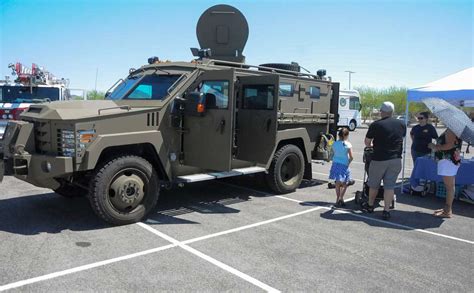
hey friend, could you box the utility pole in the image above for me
[94,68,99,92]
[345,70,355,90]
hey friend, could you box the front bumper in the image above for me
[9,154,74,189]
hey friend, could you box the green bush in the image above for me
[355,86,427,121]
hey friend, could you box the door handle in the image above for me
[218,119,225,133]
[265,119,271,131]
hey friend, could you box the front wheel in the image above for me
[348,120,357,131]
[266,144,305,194]
[89,155,160,225]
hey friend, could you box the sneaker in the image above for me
[382,210,391,220]
[340,200,346,207]
[361,202,374,213]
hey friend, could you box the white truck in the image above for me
[337,89,361,131]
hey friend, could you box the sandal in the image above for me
[433,211,452,218]
[433,208,444,214]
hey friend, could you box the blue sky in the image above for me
[0,0,472,92]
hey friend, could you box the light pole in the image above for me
[345,70,355,90]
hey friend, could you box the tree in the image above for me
[87,90,105,100]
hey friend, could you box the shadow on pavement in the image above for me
[395,193,474,219]
[0,192,109,235]
[320,208,445,230]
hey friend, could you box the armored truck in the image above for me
[0,5,339,225]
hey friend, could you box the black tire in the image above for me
[54,184,87,198]
[89,155,160,225]
[265,144,305,194]
[355,191,361,204]
[259,63,300,73]
[348,120,357,131]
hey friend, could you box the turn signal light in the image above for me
[79,133,94,143]
[197,103,205,113]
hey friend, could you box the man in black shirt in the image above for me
[364,102,406,220]
[410,111,438,164]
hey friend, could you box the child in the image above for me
[329,128,354,207]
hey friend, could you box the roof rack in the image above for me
[202,59,325,80]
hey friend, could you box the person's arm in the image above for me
[365,124,375,147]
[410,127,415,140]
[348,147,354,164]
[365,137,373,147]
[431,125,438,139]
[429,130,456,151]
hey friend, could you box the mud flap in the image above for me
[303,161,312,180]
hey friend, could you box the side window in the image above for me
[243,85,275,110]
[349,96,360,110]
[196,80,229,109]
[309,86,320,99]
[279,83,294,97]
[340,97,347,107]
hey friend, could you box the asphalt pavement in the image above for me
[0,127,473,292]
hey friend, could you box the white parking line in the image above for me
[323,207,474,245]
[137,222,280,293]
[0,203,324,291]
[0,244,176,292]
[221,183,474,245]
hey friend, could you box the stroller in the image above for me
[354,147,395,209]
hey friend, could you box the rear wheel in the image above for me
[266,144,305,194]
[89,155,160,225]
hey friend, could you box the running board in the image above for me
[177,167,266,183]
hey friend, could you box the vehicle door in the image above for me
[236,74,279,164]
[182,69,235,171]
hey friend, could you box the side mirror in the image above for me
[182,92,208,116]
[358,103,362,111]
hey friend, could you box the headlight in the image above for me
[1,114,7,119]
[76,129,96,155]
[8,114,13,119]
[57,130,76,157]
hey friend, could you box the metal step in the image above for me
[177,166,266,183]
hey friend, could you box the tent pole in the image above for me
[401,100,410,193]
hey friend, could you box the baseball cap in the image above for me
[380,101,395,113]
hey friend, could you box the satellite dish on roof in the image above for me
[196,4,249,63]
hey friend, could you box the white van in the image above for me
[338,90,361,131]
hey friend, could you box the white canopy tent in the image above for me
[401,67,474,189]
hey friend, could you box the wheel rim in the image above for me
[280,153,301,186]
[350,121,356,130]
[108,168,148,212]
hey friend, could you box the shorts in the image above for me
[367,158,401,190]
[437,159,459,177]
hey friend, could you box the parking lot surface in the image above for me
[1,127,473,292]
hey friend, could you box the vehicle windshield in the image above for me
[107,74,182,101]
[0,86,60,103]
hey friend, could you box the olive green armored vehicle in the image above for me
[0,5,339,224]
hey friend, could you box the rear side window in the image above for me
[279,83,294,97]
[308,86,320,99]
[243,85,275,110]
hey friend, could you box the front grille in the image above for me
[34,121,51,155]
[57,129,76,157]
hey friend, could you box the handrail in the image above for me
[202,59,325,80]
[98,105,131,115]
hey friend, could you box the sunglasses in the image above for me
[417,117,425,120]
